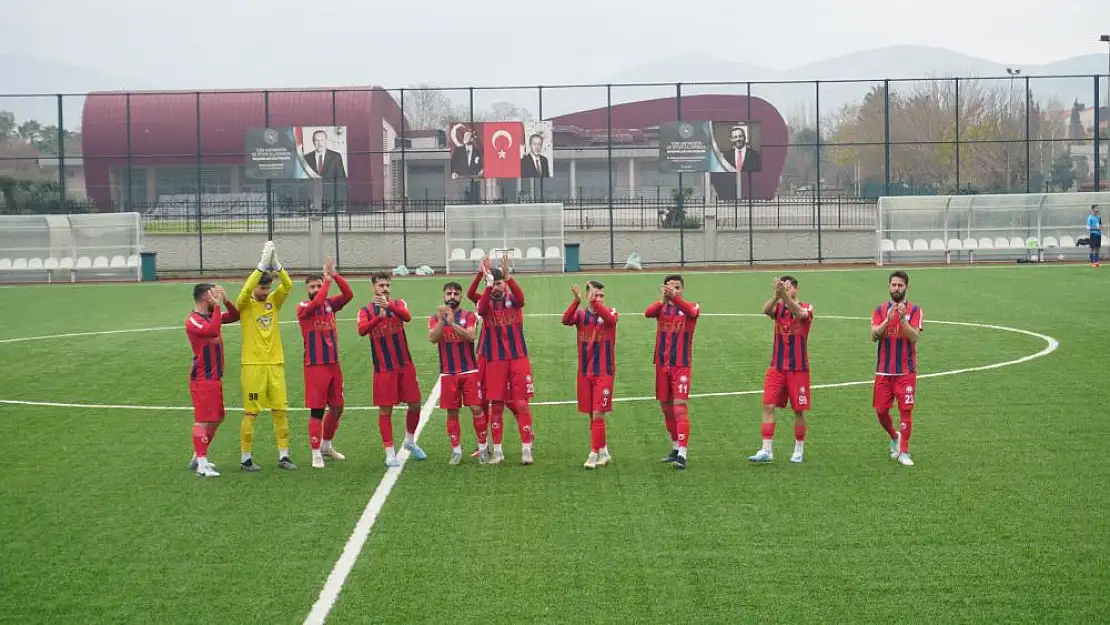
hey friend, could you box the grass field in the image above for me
[0,265,1107,624]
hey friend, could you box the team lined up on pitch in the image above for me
[184,241,924,477]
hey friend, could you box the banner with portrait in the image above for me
[658,121,763,174]
[245,126,348,180]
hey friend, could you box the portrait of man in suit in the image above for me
[520,133,551,178]
[303,129,347,180]
[717,123,762,173]
[449,127,484,179]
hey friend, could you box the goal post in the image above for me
[444,203,565,274]
[876,192,1109,265]
[0,212,144,283]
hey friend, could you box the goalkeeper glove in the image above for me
[270,246,283,272]
[257,241,274,272]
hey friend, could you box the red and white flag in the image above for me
[482,121,524,179]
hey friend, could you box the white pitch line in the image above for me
[301,376,442,625]
[0,315,1059,412]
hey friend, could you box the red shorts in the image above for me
[655,366,691,402]
[762,368,811,412]
[304,363,344,409]
[873,373,918,412]
[482,358,535,403]
[373,364,422,407]
[189,380,226,423]
[440,371,482,410]
[577,375,615,414]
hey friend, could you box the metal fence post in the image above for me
[56,95,66,211]
[676,82,685,266]
[332,89,341,268]
[746,81,754,264]
[264,90,274,240]
[537,85,544,202]
[1095,76,1102,192]
[196,92,205,272]
[815,80,823,262]
[954,78,961,192]
[606,84,614,269]
[883,79,891,197]
[1025,75,1031,193]
[125,94,133,212]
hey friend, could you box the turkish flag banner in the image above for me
[482,121,524,179]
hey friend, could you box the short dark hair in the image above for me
[313,130,327,140]
[304,273,324,284]
[370,272,391,284]
[193,283,215,302]
[489,268,505,281]
[587,280,604,290]
[258,272,274,286]
[529,133,544,143]
[889,270,909,285]
[443,281,463,292]
[780,275,798,287]
[663,274,684,286]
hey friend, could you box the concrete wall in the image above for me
[145,216,877,273]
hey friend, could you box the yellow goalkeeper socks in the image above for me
[273,410,291,458]
[240,413,257,461]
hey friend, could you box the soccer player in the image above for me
[749,276,814,464]
[1088,205,1102,267]
[428,281,487,465]
[871,270,923,467]
[186,284,240,477]
[358,272,428,467]
[297,257,354,469]
[561,281,618,469]
[236,240,296,472]
[465,259,494,456]
[645,274,699,470]
[477,254,536,465]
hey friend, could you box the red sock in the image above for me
[510,402,534,444]
[761,421,775,441]
[308,417,323,450]
[322,407,342,440]
[490,402,505,445]
[662,404,678,442]
[899,412,913,453]
[794,423,807,442]
[590,417,607,452]
[446,415,461,448]
[673,403,690,447]
[378,408,394,448]
[473,410,488,445]
[191,423,211,457]
[405,407,420,435]
[877,410,896,438]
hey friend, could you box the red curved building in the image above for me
[81,87,404,209]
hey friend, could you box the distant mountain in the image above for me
[0,54,150,128]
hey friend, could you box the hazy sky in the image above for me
[3,0,1108,90]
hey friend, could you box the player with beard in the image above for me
[477,253,536,465]
[429,281,488,465]
[185,284,240,477]
[870,270,923,466]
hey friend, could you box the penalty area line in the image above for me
[301,375,442,625]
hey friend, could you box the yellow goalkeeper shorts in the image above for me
[241,364,289,413]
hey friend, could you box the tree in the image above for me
[1048,151,1076,191]
[477,101,534,122]
[1068,100,1085,142]
[399,85,466,131]
[0,111,15,138]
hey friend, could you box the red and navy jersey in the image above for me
[769,301,814,372]
[477,280,528,361]
[430,309,480,375]
[357,298,414,373]
[562,300,618,377]
[186,304,240,382]
[297,275,354,366]
[645,297,700,367]
[872,301,924,375]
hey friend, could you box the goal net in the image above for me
[0,212,144,283]
[876,192,1109,265]
[444,203,565,274]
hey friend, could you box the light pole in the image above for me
[1007,67,1021,191]
[1102,35,1109,107]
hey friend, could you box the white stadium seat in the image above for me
[895,239,912,251]
[978,238,993,249]
[469,248,484,260]
[27,258,44,269]
[912,239,929,251]
[947,239,962,250]
[962,238,978,250]
[1059,236,1075,247]
[127,255,140,267]
[881,239,895,252]
[449,248,466,260]
[59,257,74,270]
[544,246,561,258]
[995,237,1010,249]
[12,258,27,270]
[0,258,10,270]
[1008,237,1024,249]
[93,256,110,268]
[76,257,92,269]
[525,247,542,259]
[1043,236,1059,248]
[110,255,126,268]
[511,248,523,259]
[44,257,59,270]
[929,239,946,251]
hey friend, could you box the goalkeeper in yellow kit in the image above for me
[236,240,297,471]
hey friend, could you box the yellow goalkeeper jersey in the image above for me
[236,268,293,365]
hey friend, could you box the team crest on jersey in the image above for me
[257,316,273,329]
[595,317,603,325]
[264,302,273,311]
[325,304,333,314]
[506,301,514,308]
